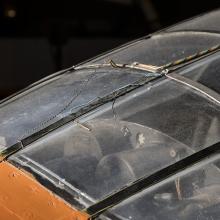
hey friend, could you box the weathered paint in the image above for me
[0,161,90,220]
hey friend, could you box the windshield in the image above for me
[8,51,220,209]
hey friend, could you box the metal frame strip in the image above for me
[165,72,220,105]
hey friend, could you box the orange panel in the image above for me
[0,161,90,220]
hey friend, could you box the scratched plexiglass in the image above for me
[106,154,220,220]
[9,74,220,207]
[0,67,145,149]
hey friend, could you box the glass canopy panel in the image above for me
[0,68,145,149]
[178,51,220,94]
[107,154,220,220]
[9,74,220,206]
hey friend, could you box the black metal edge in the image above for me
[0,142,22,161]
[85,141,220,218]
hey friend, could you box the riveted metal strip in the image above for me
[0,142,22,162]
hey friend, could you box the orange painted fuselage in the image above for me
[0,161,89,220]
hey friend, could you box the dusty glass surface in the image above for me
[9,61,220,206]
[0,68,146,149]
[107,154,220,220]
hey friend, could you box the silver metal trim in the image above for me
[75,61,162,74]
[165,72,220,105]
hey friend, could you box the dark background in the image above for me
[0,0,219,99]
